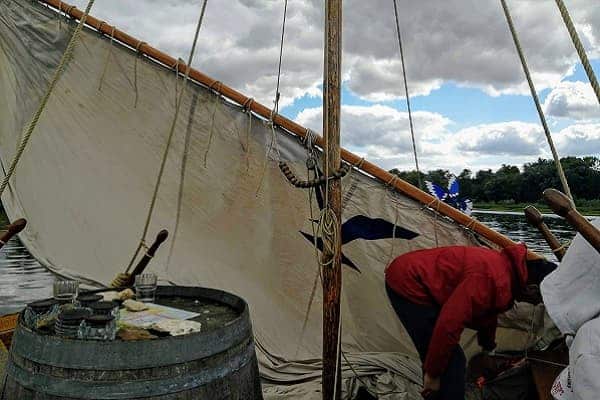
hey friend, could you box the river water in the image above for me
[0,210,582,315]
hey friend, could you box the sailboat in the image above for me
[0,0,587,398]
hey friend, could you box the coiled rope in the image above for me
[500,0,573,202]
[125,0,209,273]
[554,0,600,105]
[0,0,96,198]
[392,0,422,190]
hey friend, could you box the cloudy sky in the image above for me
[70,0,600,174]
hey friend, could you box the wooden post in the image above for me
[524,206,566,261]
[544,189,600,255]
[322,1,342,399]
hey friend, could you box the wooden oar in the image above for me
[524,206,566,261]
[0,218,27,250]
[111,230,169,288]
[543,189,600,255]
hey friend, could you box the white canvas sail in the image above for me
[0,1,546,398]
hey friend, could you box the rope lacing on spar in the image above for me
[242,98,255,171]
[126,0,208,274]
[0,0,96,199]
[202,79,222,168]
[385,175,401,264]
[98,24,116,91]
[132,41,147,108]
[172,59,181,106]
[500,0,573,202]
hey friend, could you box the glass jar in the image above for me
[24,299,59,329]
[55,308,91,338]
[76,294,103,309]
[79,315,116,341]
[89,301,120,320]
[53,280,79,304]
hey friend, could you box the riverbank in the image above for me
[475,201,600,216]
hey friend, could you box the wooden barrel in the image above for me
[2,286,263,400]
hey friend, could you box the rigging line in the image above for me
[274,0,289,116]
[165,93,199,272]
[255,0,288,195]
[0,0,96,199]
[392,0,422,190]
[125,0,209,273]
[98,26,116,92]
[500,0,573,202]
[554,0,600,105]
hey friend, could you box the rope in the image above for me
[57,0,63,30]
[554,0,600,105]
[0,0,96,199]
[500,0,573,202]
[125,0,208,273]
[132,41,147,108]
[392,0,422,190]
[98,26,116,91]
[255,0,288,195]
[294,164,323,358]
[202,81,222,168]
[174,59,182,108]
[385,176,401,264]
[165,93,200,272]
[243,98,254,172]
[274,0,289,116]
[552,239,571,254]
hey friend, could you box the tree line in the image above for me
[390,156,600,204]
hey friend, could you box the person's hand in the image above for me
[422,373,441,398]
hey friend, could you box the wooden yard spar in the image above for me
[322,1,343,399]
[36,0,542,261]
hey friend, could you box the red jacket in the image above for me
[385,244,528,377]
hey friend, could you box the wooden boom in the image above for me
[524,206,566,261]
[38,0,542,259]
[544,189,600,255]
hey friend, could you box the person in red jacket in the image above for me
[385,244,556,399]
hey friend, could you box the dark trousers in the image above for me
[386,283,466,400]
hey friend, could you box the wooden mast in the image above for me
[322,0,342,399]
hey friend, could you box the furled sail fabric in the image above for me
[0,1,543,398]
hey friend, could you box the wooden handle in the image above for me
[0,218,27,249]
[524,206,565,261]
[544,189,600,255]
[131,229,169,277]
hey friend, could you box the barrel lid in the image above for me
[28,298,58,311]
[85,314,115,326]
[89,301,118,311]
[77,294,103,303]
[58,308,91,321]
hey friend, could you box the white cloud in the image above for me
[544,81,600,120]
[455,122,544,156]
[296,104,451,156]
[297,106,600,173]
[67,0,600,105]
[555,124,600,155]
